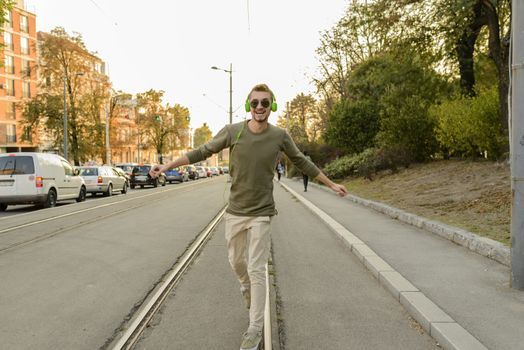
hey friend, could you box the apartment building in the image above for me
[0,0,37,153]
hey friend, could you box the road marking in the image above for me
[0,179,221,235]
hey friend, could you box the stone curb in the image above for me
[292,178,510,267]
[279,181,488,350]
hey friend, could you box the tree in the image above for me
[36,27,107,164]
[0,1,13,31]
[277,93,320,146]
[193,123,212,148]
[21,93,63,149]
[429,0,510,134]
[314,0,435,105]
[166,104,190,151]
[324,99,380,155]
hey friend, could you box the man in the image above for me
[149,83,347,350]
[302,150,312,192]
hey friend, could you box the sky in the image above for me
[24,0,348,134]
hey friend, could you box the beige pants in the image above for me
[224,213,272,332]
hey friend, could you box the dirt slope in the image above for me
[341,160,511,245]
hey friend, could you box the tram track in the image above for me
[103,208,272,350]
[104,206,228,350]
[0,179,209,236]
[0,180,220,254]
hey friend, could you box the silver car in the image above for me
[78,166,128,196]
[194,166,207,179]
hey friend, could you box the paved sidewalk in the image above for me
[279,177,524,350]
[271,185,440,349]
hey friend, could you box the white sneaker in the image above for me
[240,329,262,350]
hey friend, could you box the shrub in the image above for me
[323,146,414,180]
[431,86,507,159]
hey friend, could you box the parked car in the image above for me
[217,166,224,175]
[112,166,130,187]
[203,167,212,177]
[209,166,220,176]
[77,165,128,196]
[0,152,86,210]
[194,166,207,179]
[222,166,229,174]
[130,164,166,188]
[183,165,199,180]
[115,163,138,177]
[164,167,189,183]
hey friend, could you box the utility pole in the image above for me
[105,104,111,165]
[229,63,233,125]
[63,73,68,160]
[511,0,524,290]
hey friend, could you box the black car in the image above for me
[130,164,166,189]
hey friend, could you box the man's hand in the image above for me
[315,172,348,197]
[330,183,348,197]
[149,165,164,179]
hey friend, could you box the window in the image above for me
[4,56,14,74]
[6,124,16,143]
[20,37,29,55]
[22,81,31,98]
[5,102,16,119]
[3,32,13,51]
[5,79,15,96]
[61,160,73,176]
[23,126,32,142]
[20,15,28,33]
[0,156,36,175]
[4,11,12,28]
[21,60,30,77]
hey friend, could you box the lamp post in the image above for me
[104,102,111,165]
[511,0,524,290]
[63,73,67,159]
[136,107,145,163]
[211,63,233,125]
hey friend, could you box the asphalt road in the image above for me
[128,181,439,350]
[0,175,448,349]
[0,177,227,350]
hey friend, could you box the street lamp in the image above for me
[137,107,146,163]
[211,63,233,124]
[104,97,111,165]
[63,71,84,161]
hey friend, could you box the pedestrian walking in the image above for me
[276,161,284,181]
[149,83,347,350]
[302,151,312,192]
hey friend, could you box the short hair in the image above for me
[248,83,275,101]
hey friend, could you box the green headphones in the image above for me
[245,95,278,113]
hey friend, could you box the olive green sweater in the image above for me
[185,120,320,216]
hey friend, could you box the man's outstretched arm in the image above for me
[314,171,348,197]
[149,155,190,178]
[149,124,232,178]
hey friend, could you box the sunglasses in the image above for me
[250,98,271,109]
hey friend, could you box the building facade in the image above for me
[0,0,37,153]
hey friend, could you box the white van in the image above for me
[0,152,87,211]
